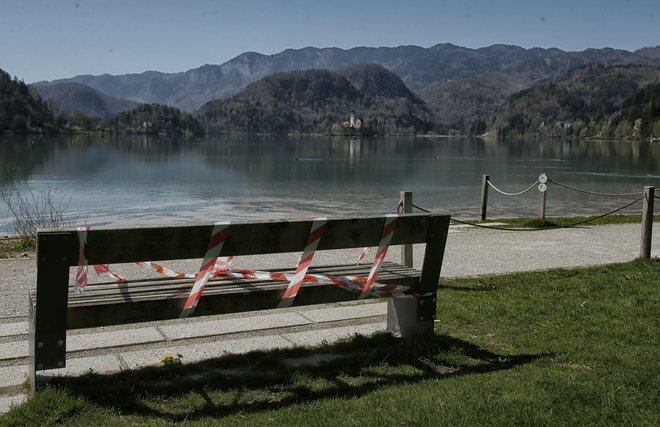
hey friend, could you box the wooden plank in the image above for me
[65,272,421,328]
[418,215,450,293]
[39,213,448,265]
[33,232,72,371]
[64,263,420,305]
[417,214,451,321]
[400,191,413,267]
[27,261,420,329]
[61,262,417,300]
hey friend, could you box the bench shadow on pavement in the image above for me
[45,332,551,422]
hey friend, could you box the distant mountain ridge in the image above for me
[39,44,660,112]
[32,82,140,117]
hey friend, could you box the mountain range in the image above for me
[35,44,660,121]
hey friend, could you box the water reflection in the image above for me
[0,134,659,231]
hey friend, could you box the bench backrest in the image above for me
[36,213,448,264]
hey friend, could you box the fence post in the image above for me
[640,186,655,259]
[480,175,489,221]
[400,190,413,267]
[538,182,547,221]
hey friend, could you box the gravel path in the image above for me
[1,222,657,319]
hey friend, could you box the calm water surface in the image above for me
[1,134,659,232]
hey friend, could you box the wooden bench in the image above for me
[28,213,450,390]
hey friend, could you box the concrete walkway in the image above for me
[1,222,657,413]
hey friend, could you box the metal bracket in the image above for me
[417,294,436,322]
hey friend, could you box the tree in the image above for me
[653,120,660,138]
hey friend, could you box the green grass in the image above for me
[483,213,660,228]
[9,239,31,251]
[2,259,659,426]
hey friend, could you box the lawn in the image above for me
[2,259,659,426]
[483,213,660,229]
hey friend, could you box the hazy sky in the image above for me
[1,0,658,83]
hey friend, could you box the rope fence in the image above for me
[479,173,654,222]
[487,180,540,196]
[546,179,643,197]
[399,174,656,260]
[413,196,645,231]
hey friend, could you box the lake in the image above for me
[1,134,659,233]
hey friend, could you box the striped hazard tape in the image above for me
[75,226,90,294]
[210,267,417,298]
[356,246,370,265]
[180,221,230,318]
[75,226,126,295]
[137,257,233,280]
[138,215,418,300]
[137,261,195,279]
[76,216,424,307]
[360,214,398,298]
[279,217,327,308]
[92,264,126,283]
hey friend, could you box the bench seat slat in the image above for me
[30,262,422,328]
[58,262,416,299]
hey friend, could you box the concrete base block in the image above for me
[0,394,28,414]
[0,322,28,338]
[283,323,384,346]
[300,302,387,323]
[386,299,433,338]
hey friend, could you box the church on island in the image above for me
[330,110,371,136]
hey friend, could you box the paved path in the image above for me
[1,222,657,413]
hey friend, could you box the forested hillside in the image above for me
[488,65,660,139]
[198,64,437,135]
[33,83,139,117]
[0,68,58,133]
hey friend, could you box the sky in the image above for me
[1,0,658,83]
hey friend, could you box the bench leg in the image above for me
[28,291,39,392]
[386,298,434,337]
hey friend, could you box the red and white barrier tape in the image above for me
[140,215,416,299]
[279,217,327,308]
[211,266,415,297]
[75,226,90,294]
[75,216,425,304]
[356,247,370,265]
[137,256,232,280]
[180,221,230,318]
[136,261,195,279]
[360,214,398,298]
[75,226,126,294]
[93,264,126,282]
[212,256,234,274]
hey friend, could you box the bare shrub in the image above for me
[1,182,74,245]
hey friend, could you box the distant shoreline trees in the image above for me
[487,65,660,141]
